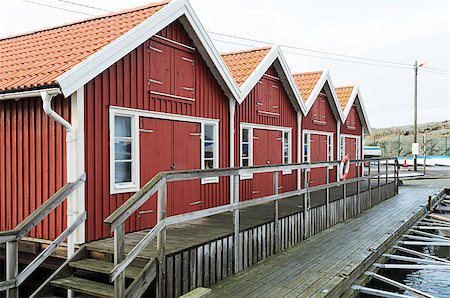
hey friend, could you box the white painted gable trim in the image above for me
[56,0,241,101]
[304,70,345,122]
[237,46,307,114]
[342,86,372,134]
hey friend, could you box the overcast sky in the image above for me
[1,0,448,128]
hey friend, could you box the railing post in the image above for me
[368,161,372,207]
[325,168,330,228]
[377,160,381,203]
[114,224,125,298]
[343,182,347,220]
[303,168,309,239]
[157,183,167,298]
[395,158,399,194]
[273,171,279,253]
[233,174,240,273]
[357,161,361,213]
[6,241,18,298]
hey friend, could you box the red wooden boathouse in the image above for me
[336,86,371,178]
[221,47,306,200]
[0,0,242,243]
[293,71,344,186]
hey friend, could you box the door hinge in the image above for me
[140,129,154,133]
[138,210,154,218]
[190,201,202,206]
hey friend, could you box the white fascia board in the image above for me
[304,70,326,114]
[353,87,372,134]
[181,3,241,101]
[324,71,345,122]
[238,46,279,103]
[342,86,359,119]
[56,0,241,101]
[275,48,307,114]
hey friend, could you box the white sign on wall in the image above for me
[412,143,420,155]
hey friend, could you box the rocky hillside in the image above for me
[365,120,450,157]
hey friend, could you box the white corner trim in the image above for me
[56,0,241,102]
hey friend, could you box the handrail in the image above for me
[106,157,396,289]
[0,173,86,296]
[104,158,392,231]
[0,173,86,243]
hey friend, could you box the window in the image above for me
[110,113,139,194]
[340,136,345,159]
[282,131,292,174]
[240,126,253,180]
[202,123,219,184]
[327,135,333,161]
[303,133,310,162]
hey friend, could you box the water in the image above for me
[362,240,450,297]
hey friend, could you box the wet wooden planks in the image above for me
[209,184,441,298]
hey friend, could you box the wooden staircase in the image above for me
[31,246,157,297]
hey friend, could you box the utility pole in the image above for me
[413,60,426,171]
[413,61,418,171]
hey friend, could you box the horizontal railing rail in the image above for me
[0,173,86,297]
[104,158,399,297]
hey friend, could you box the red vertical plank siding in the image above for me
[83,20,229,241]
[0,95,69,240]
[340,105,362,136]
[302,92,338,183]
[235,66,298,200]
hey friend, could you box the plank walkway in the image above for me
[86,180,385,259]
[208,179,448,298]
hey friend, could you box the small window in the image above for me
[340,136,345,159]
[111,113,139,194]
[327,135,333,161]
[282,131,292,174]
[202,123,219,184]
[303,133,310,162]
[240,127,253,180]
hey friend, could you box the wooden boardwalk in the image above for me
[208,179,448,298]
[86,180,384,260]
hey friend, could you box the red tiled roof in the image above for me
[0,1,169,93]
[292,71,323,102]
[335,86,354,110]
[221,47,272,86]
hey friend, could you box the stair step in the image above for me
[50,277,114,298]
[69,258,142,280]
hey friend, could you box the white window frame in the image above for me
[239,122,292,179]
[240,125,253,180]
[302,130,334,168]
[110,110,140,194]
[201,122,220,184]
[341,134,361,160]
[303,132,311,163]
[109,106,220,194]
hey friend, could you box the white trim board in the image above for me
[56,0,241,102]
[237,46,307,114]
[340,86,372,134]
[301,71,345,122]
[240,122,292,132]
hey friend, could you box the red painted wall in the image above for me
[0,95,69,240]
[340,105,362,136]
[302,91,338,183]
[83,20,230,241]
[235,66,298,201]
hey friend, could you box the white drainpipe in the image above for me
[229,97,236,203]
[40,91,77,260]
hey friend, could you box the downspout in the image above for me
[297,111,302,190]
[229,97,236,203]
[337,120,341,182]
[40,91,77,259]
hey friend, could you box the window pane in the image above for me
[204,159,214,169]
[115,162,132,183]
[115,139,132,160]
[284,146,289,159]
[242,159,249,166]
[204,125,214,141]
[284,157,288,164]
[115,116,132,137]
[204,141,214,159]
[284,132,289,143]
[242,143,249,158]
[242,129,249,142]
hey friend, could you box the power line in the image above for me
[208,31,413,67]
[55,0,112,13]
[19,0,94,16]
[423,66,449,73]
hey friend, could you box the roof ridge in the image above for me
[221,46,272,57]
[0,0,170,42]
[335,85,354,89]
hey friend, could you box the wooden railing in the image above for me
[0,173,86,298]
[104,158,399,297]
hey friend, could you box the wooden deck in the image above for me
[86,180,386,260]
[207,179,448,298]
